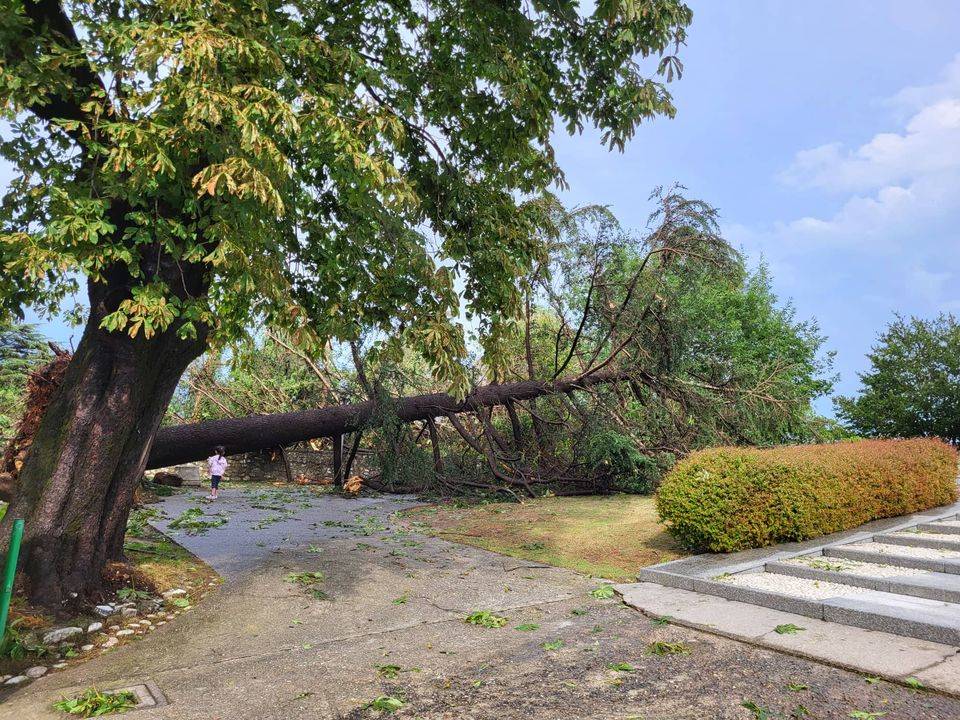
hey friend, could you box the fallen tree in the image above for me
[147,367,629,469]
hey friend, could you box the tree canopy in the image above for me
[169,192,835,493]
[0,319,52,437]
[835,314,960,444]
[1,0,693,391]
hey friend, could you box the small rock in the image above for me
[165,614,175,620]
[43,627,82,644]
[140,619,152,626]
[115,602,135,609]
[115,629,134,637]
[25,666,47,679]
[80,644,94,652]
[0,675,9,683]
[87,622,103,634]
[120,607,138,618]
[161,588,186,599]
[108,625,120,631]
[101,637,118,648]
[52,663,67,669]
[4,676,27,686]
[94,605,114,617]
[157,621,166,626]
[146,613,158,619]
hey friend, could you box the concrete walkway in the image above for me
[4,487,960,719]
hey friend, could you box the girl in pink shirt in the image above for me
[206,446,227,500]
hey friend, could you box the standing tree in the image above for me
[0,0,693,608]
[835,314,960,443]
[0,319,52,438]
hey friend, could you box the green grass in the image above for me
[401,495,686,581]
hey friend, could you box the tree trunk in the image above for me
[0,280,205,610]
[148,367,629,469]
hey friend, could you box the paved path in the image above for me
[5,487,960,719]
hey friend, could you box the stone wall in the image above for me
[218,449,334,484]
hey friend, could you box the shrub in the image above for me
[656,438,958,552]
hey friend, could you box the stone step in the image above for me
[767,557,960,603]
[712,571,960,645]
[825,542,960,575]
[874,531,960,551]
[917,521,960,535]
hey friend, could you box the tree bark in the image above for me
[148,367,628,469]
[0,278,205,610]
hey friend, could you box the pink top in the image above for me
[207,454,228,476]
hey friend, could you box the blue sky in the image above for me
[551,0,960,413]
[8,1,960,415]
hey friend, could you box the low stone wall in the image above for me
[219,449,333,484]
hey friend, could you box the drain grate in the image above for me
[123,681,168,710]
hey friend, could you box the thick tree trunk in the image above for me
[148,367,628,469]
[0,281,205,610]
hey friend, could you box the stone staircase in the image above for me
[640,511,960,646]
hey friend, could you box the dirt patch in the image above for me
[401,495,687,580]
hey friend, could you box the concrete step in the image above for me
[714,571,960,645]
[918,521,960,535]
[875,531,960,551]
[767,557,960,603]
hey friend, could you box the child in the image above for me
[206,446,228,500]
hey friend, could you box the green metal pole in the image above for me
[0,519,25,647]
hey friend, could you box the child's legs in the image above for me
[211,474,221,497]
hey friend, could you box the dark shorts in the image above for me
[211,475,222,489]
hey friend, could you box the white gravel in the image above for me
[847,541,960,560]
[890,531,960,544]
[931,519,960,528]
[717,571,872,600]
[785,555,925,578]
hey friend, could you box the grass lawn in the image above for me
[401,494,687,581]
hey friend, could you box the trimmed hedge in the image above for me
[656,438,958,552]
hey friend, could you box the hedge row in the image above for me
[656,438,958,552]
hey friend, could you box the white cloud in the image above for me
[780,98,960,193]
[886,52,960,111]
[731,53,960,327]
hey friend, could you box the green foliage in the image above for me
[583,429,660,494]
[541,639,565,651]
[514,623,540,632]
[376,664,401,679]
[126,507,163,537]
[0,618,49,660]
[0,319,51,436]
[1,0,693,394]
[53,688,138,717]
[589,585,615,600]
[646,640,689,656]
[116,586,151,602]
[774,624,805,635]
[284,571,325,586]
[168,507,227,535]
[835,314,960,443]
[657,438,959,552]
[365,696,404,714]
[607,661,636,672]
[464,611,508,629]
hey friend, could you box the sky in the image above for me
[550,0,960,414]
[7,1,960,415]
